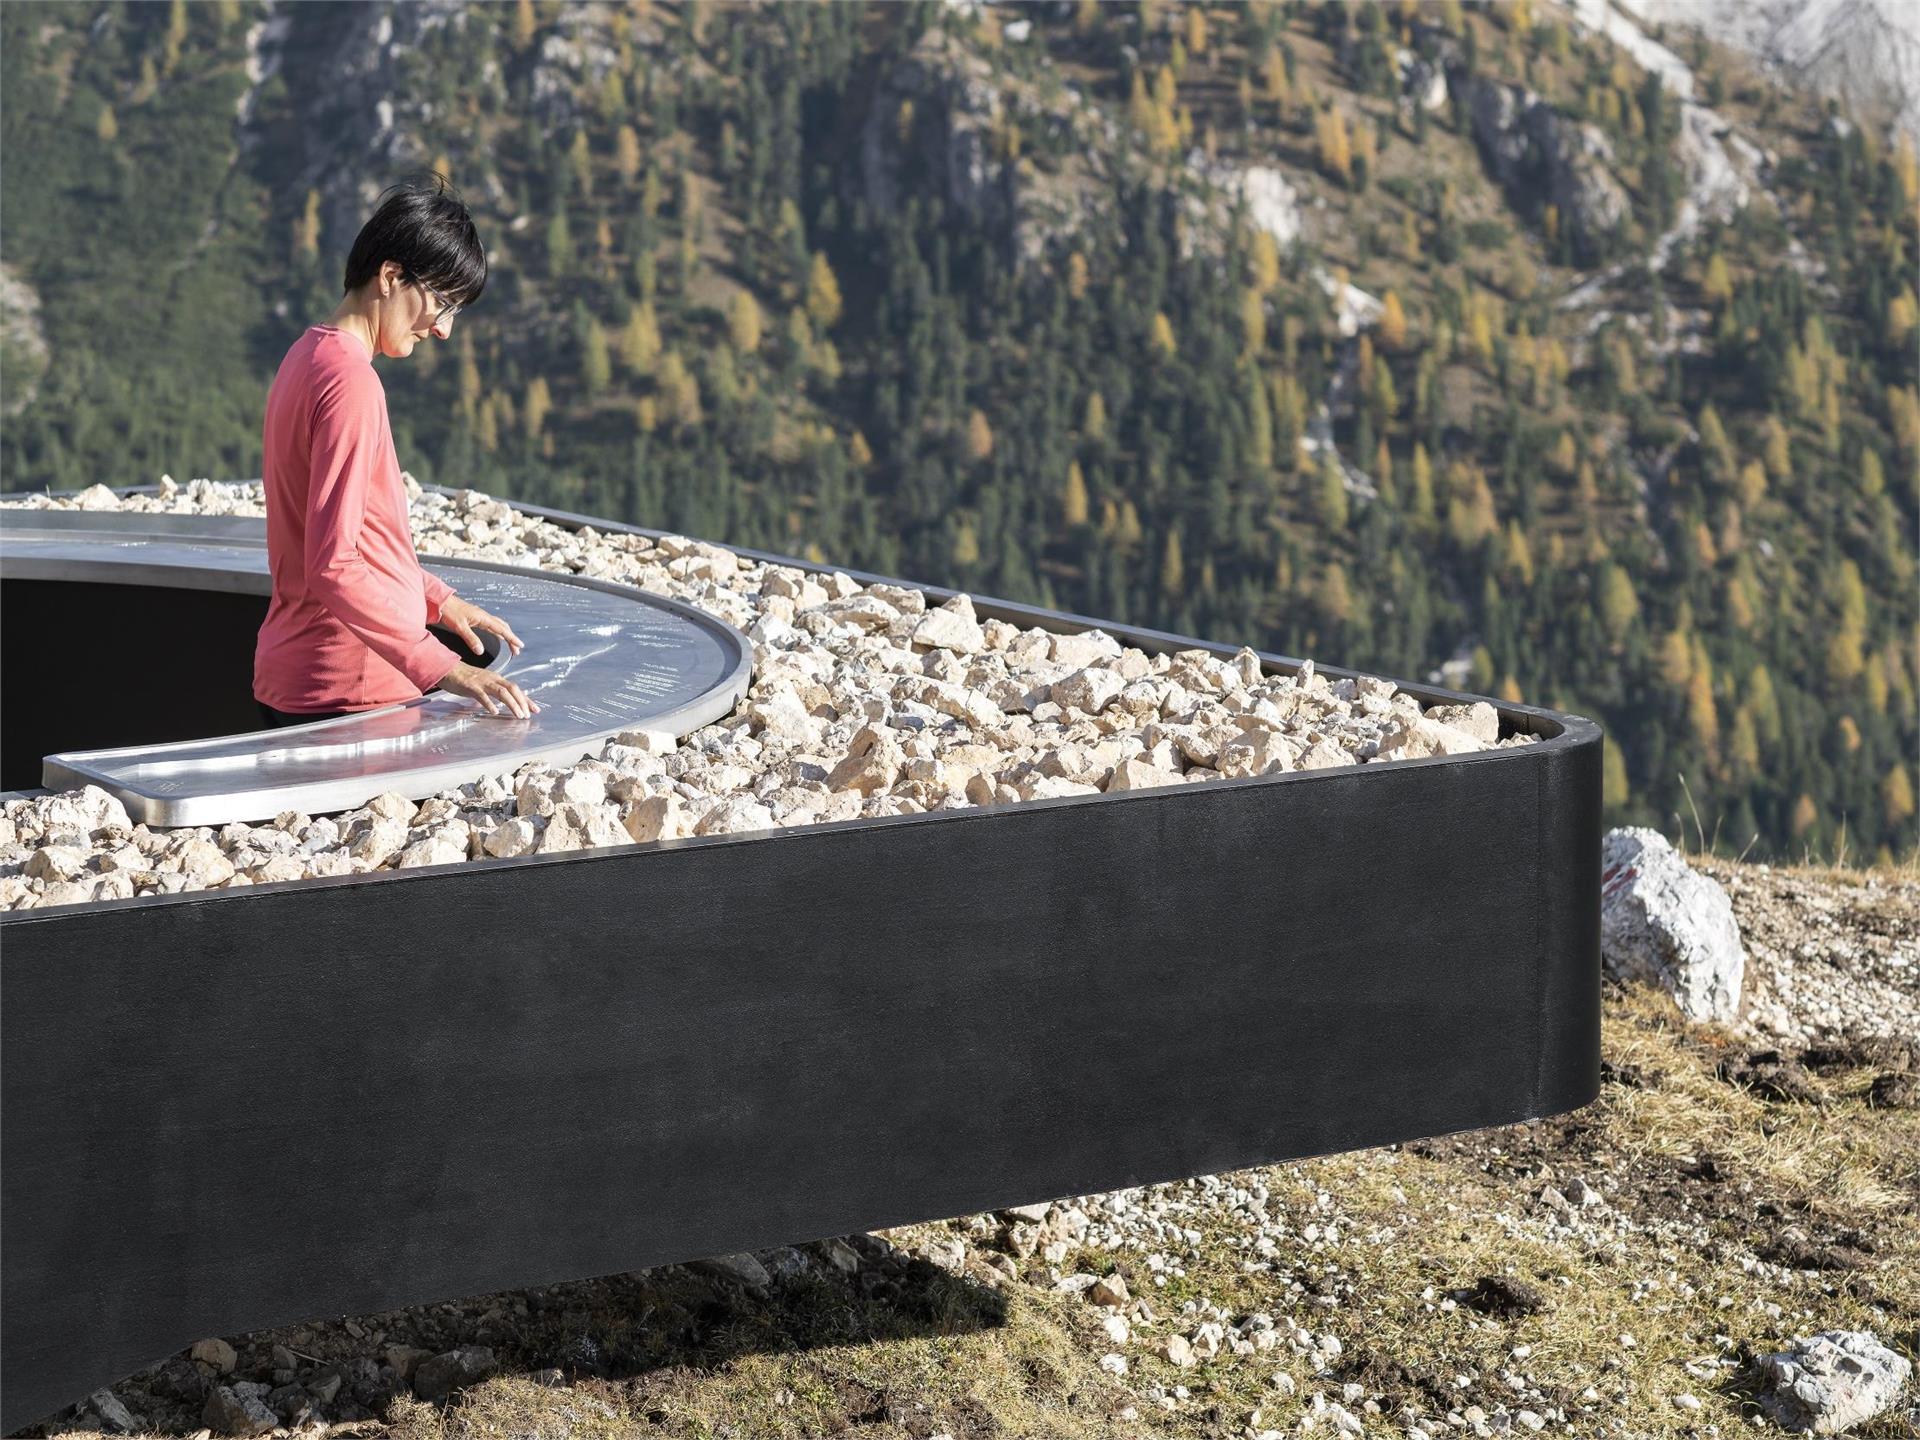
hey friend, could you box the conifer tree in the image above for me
[1063,460,1089,526]
[622,302,661,375]
[952,516,980,568]
[162,0,189,74]
[656,351,702,428]
[1315,107,1352,185]
[1320,561,1353,624]
[1598,562,1638,645]
[546,210,574,277]
[569,129,594,198]
[1160,524,1184,599]
[1601,736,1629,807]
[1410,442,1435,523]
[1315,452,1349,530]
[615,126,642,186]
[728,290,764,354]
[582,318,611,395]
[1379,291,1407,350]
[1701,251,1733,307]
[806,251,843,330]
[967,408,994,461]
[458,331,482,419]
[1790,794,1819,840]
[524,376,552,442]
[1083,391,1108,442]
[1884,766,1915,826]
[1240,287,1266,358]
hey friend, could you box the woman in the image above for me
[253,173,538,727]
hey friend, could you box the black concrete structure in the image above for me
[0,487,1603,1433]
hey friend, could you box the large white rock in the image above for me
[1049,628,1123,669]
[826,724,902,795]
[173,837,238,886]
[1755,1330,1911,1436]
[1373,714,1491,760]
[1217,728,1296,779]
[912,594,986,653]
[1599,826,1745,1023]
[695,795,777,836]
[1106,758,1183,793]
[72,483,122,511]
[38,785,134,840]
[483,816,540,859]
[1051,666,1124,716]
[621,794,694,844]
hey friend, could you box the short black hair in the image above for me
[342,171,487,310]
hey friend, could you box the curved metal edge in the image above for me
[0,510,757,700]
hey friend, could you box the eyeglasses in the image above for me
[405,273,462,329]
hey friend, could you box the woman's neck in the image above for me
[323,308,377,359]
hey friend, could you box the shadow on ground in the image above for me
[19,1234,1008,1437]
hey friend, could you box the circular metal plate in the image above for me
[0,510,755,826]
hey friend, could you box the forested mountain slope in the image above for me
[2,0,1914,866]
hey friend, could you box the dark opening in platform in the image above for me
[0,578,481,793]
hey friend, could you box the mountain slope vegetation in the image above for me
[2,0,1914,866]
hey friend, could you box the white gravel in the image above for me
[0,480,1539,911]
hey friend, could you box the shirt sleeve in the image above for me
[421,568,454,625]
[304,369,463,693]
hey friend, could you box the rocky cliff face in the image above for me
[0,261,49,420]
[850,25,1119,273]
[240,0,524,268]
[1455,69,1632,264]
[1629,0,1920,141]
[857,28,1022,244]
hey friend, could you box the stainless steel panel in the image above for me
[0,511,754,826]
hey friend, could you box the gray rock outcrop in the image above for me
[1754,1329,1911,1435]
[1455,71,1631,262]
[1601,826,1745,1023]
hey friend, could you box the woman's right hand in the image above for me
[437,661,540,719]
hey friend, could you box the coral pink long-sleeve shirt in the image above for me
[253,323,461,713]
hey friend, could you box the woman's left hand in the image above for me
[438,594,524,658]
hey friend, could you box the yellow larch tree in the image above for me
[1315,107,1351,185]
[622,302,661,375]
[967,408,994,461]
[1378,291,1408,350]
[1150,311,1177,357]
[806,252,843,331]
[524,376,551,441]
[1063,460,1089,526]
[1160,524,1185,598]
[727,290,764,355]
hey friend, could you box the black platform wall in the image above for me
[0,577,472,789]
[0,725,1602,1432]
[1,580,270,789]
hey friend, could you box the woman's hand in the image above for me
[437,594,523,657]
[434,595,539,718]
[437,661,540,719]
